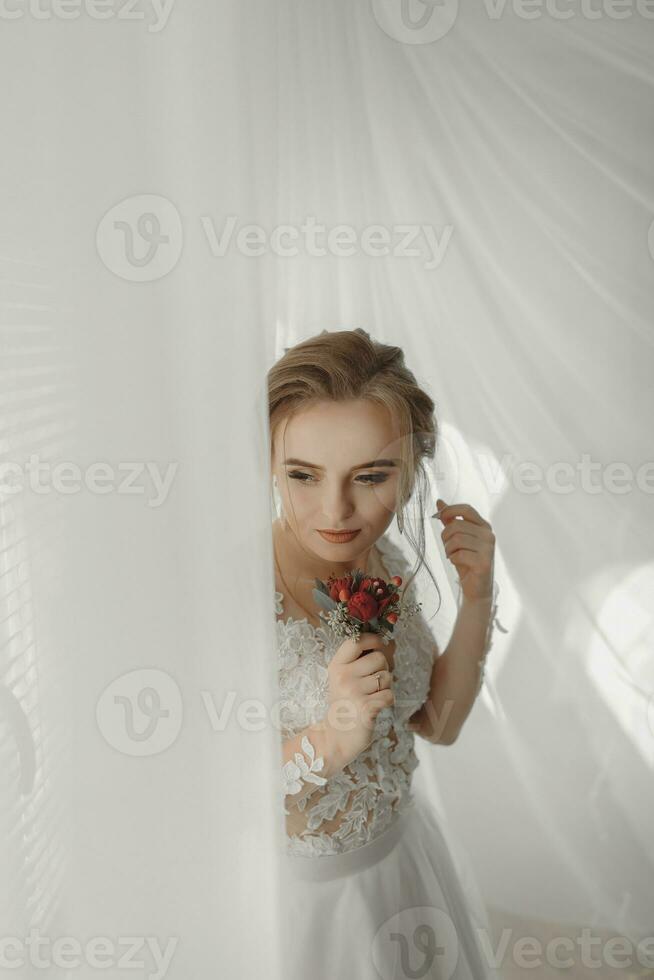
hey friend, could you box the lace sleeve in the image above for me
[282,733,328,816]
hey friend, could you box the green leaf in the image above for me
[313,589,337,613]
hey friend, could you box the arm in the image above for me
[281,721,345,814]
[408,592,497,746]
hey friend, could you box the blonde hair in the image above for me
[268,327,442,611]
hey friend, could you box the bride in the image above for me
[269,327,503,979]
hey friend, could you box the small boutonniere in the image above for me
[311,568,421,643]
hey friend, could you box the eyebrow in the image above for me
[283,458,399,470]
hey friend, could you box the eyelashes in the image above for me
[287,470,388,486]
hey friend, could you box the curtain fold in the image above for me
[2,3,284,977]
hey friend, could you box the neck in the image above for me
[273,518,376,591]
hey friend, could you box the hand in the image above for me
[435,498,496,603]
[323,632,395,770]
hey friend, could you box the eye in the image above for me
[357,474,388,485]
[287,470,314,483]
[287,471,388,486]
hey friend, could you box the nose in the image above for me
[321,484,355,526]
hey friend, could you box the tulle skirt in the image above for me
[280,789,500,980]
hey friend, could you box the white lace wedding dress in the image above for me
[276,530,501,980]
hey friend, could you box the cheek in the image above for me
[380,483,400,512]
[285,485,312,516]
[362,482,398,516]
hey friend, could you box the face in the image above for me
[271,398,404,560]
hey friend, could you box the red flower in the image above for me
[347,590,379,623]
[386,612,398,625]
[328,576,353,600]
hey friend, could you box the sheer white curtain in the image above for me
[273,0,654,946]
[1,2,284,977]
[1,1,652,978]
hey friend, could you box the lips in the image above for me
[317,529,361,544]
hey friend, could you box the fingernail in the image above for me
[431,500,445,519]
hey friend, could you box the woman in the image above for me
[269,328,503,979]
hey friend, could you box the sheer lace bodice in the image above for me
[276,532,437,857]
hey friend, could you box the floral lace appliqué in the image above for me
[282,734,328,816]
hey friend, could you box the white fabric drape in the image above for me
[1,1,652,977]
[1,3,283,976]
[273,0,654,941]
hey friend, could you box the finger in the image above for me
[435,502,491,528]
[354,632,382,646]
[363,670,391,695]
[445,549,476,571]
[352,651,389,676]
[441,519,490,540]
[354,633,385,658]
[364,691,394,720]
[442,531,482,554]
[333,632,382,664]
[375,691,395,713]
[447,549,493,573]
